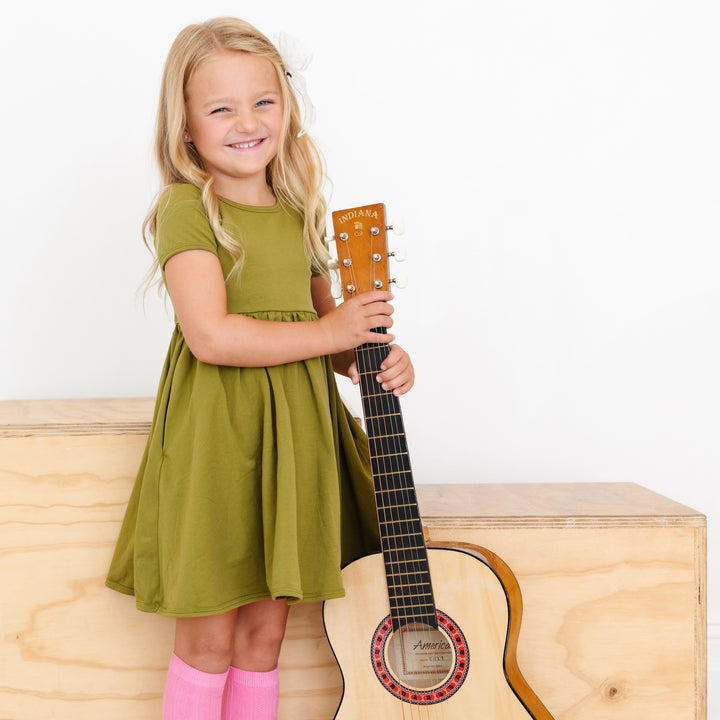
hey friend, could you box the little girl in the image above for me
[105,16,414,720]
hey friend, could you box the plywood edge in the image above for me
[420,514,707,529]
[0,398,154,437]
[695,524,708,720]
[416,482,706,524]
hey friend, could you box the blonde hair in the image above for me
[143,17,329,282]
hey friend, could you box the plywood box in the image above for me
[0,399,706,719]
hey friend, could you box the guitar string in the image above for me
[342,223,437,720]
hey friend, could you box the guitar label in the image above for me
[334,208,380,225]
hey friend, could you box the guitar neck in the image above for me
[355,328,437,631]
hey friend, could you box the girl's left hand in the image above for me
[348,344,415,396]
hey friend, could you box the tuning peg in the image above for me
[328,258,339,270]
[325,223,335,243]
[391,273,408,289]
[386,218,405,236]
[389,245,407,262]
[330,280,343,298]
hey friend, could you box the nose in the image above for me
[234,108,259,133]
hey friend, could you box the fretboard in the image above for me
[355,328,437,631]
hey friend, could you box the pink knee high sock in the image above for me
[222,665,280,720]
[163,653,229,720]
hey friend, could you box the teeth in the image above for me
[229,139,263,149]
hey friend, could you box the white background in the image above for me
[1,0,717,714]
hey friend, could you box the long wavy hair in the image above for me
[143,17,329,283]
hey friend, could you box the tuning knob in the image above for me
[328,258,339,270]
[391,273,408,289]
[389,245,407,262]
[330,281,343,298]
[386,218,405,236]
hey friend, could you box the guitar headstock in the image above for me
[330,203,398,301]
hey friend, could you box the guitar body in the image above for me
[324,544,553,719]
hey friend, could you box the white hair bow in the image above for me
[274,32,317,137]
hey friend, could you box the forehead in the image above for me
[186,51,280,98]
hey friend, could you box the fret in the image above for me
[376,514,422,529]
[366,431,405,442]
[376,507,421,517]
[363,412,403,423]
[375,502,416,513]
[368,450,409,461]
[379,518,420,535]
[388,593,435,604]
[386,576,432,589]
[365,390,395,400]
[374,502,417,512]
[388,609,438,625]
[385,569,428,579]
[382,552,429,564]
[382,554,427,566]
[371,470,414,482]
[369,453,410,469]
[387,592,434,602]
[388,605,436,617]
[376,530,425,544]
[382,557,430,571]
[387,583,434,595]
[373,486,417,498]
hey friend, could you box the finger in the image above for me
[352,290,394,306]
[379,345,406,371]
[361,301,394,319]
[390,379,414,397]
[347,361,359,384]
[365,330,395,345]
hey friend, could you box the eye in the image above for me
[210,107,230,114]
[256,99,274,108]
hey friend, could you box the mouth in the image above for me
[227,139,265,150]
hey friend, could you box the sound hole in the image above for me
[371,611,469,705]
[385,622,454,690]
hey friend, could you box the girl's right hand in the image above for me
[317,290,396,353]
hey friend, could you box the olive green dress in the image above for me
[106,184,380,617]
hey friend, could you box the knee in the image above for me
[175,626,235,673]
[240,618,286,654]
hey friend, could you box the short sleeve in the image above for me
[156,184,218,270]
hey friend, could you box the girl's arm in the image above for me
[311,274,415,397]
[164,249,395,367]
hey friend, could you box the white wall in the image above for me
[1,0,717,714]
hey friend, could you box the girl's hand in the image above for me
[348,344,415,397]
[317,290,395,353]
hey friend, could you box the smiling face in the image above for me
[183,51,284,205]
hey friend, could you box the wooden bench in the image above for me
[0,399,706,719]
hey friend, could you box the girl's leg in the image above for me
[163,609,238,720]
[222,599,290,720]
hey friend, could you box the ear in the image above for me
[183,130,192,143]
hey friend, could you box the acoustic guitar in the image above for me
[323,204,556,719]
